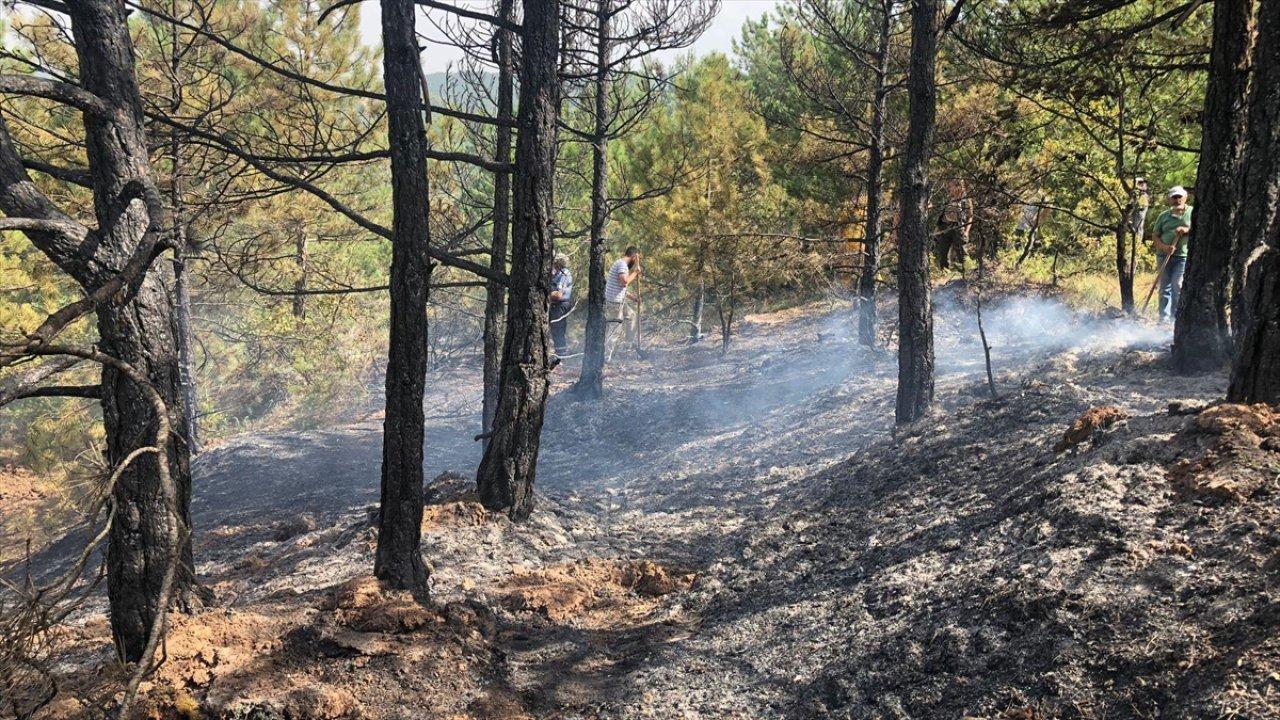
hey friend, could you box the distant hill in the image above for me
[423,71,498,110]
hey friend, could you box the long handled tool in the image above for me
[1141,251,1172,315]
[634,255,649,359]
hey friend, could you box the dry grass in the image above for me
[1057,270,1163,314]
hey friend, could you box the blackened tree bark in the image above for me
[172,228,202,456]
[1223,0,1274,340]
[476,0,560,519]
[0,0,197,663]
[858,0,894,348]
[166,19,202,457]
[73,0,200,663]
[1173,0,1254,372]
[1114,223,1136,313]
[482,0,517,449]
[374,0,432,591]
[1231,247,1280,402]
[895,0,939,425]
[574,0,614,400]
[1228,0,1280,403]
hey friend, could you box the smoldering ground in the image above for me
[15,293,1248,720]
[13,292,1173,570]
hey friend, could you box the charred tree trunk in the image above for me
[172,236,201,456]
[858,2,892,348]
[482,0,516,449]
[719,268,737,356]
[1115,223,1135,313]
[374,0,431,591]
[167,23,200,457]
[574,0,614,400]
[1228,0,1280,403]
[1232,5,1275,341]
[97,271,194,665]
[895,0,939,426]
[68,0,197,662]
[476,0,560,519]
[1231,248,1280,402]
[1173,0,1254,372]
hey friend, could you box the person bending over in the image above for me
[603,246,640,362]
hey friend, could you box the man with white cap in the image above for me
[549,253,573,357]
[1149,185,1193,322]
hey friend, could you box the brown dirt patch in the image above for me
[1170,403,1280,502]
[1054,406,1129,452]
[741,300,831,327]
[135,609,292,709]
[324,575,440,633]
[452,690,536,720]
[422,499,490,531]
[498,558,695,627]
[0,466,63,562]
[419,471,502,532]
[33,575,501,720]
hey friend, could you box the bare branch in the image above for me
[0,217,89,241]
[417,0,522,32]
[20,158,92,187]
[124,0,516,128]
[1,384,101,403]
[0,74,114,118]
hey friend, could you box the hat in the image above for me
[1167,185,1187,198]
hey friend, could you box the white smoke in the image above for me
[935,294,1172,375]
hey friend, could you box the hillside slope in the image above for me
[21,293,1277,720]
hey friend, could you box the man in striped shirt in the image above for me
[604,246,641,362]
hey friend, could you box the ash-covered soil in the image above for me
[20,290,1280,720]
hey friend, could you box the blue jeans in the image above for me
[1157,253,1186,322]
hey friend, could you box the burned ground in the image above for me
[14,292,1279,719]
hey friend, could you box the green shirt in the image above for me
[1152,206,1193,257]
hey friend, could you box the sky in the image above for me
[358,0,782,73]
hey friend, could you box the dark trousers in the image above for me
[935,219,966,270]
[550,303,571,356]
